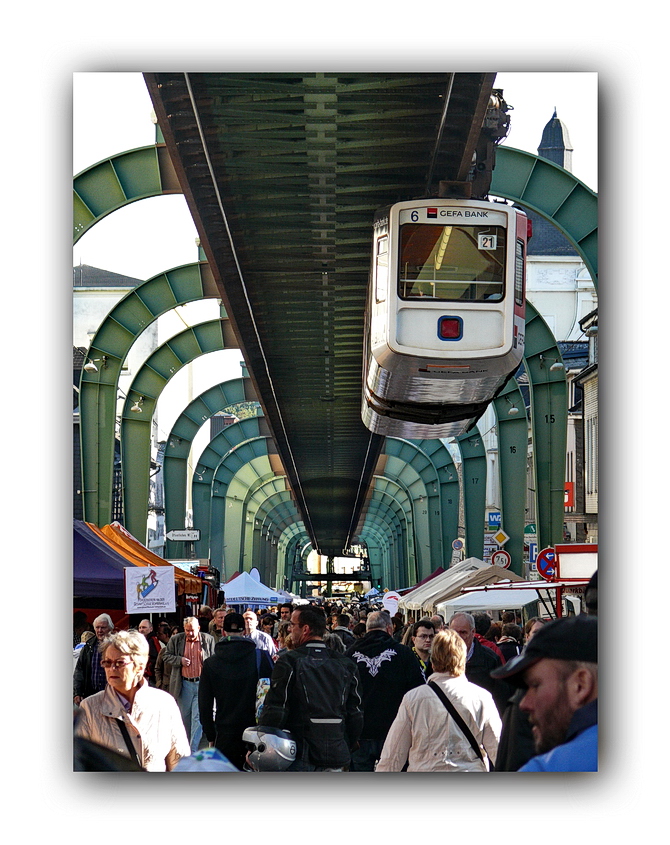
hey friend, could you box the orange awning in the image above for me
[86,522,203,596]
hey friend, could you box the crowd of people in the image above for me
[73,575,597,773]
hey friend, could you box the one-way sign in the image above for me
[166,529,200,542]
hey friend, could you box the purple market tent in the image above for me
[74,519,134,598]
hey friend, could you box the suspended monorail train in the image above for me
[362,198,528,439]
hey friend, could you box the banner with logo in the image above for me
[124,566,176,613]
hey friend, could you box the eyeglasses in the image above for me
[101,658,134,669]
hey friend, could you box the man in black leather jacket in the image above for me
[261,605,363,771]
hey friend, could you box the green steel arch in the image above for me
[211,446,278,579]
[456,426,487,560]
[193,435,275,572]
[491,146,598,288]
[163,377,257,558]
[120,318,233,541]
[366,477,416,587]
[75,145,597,291]
[252,489,302,587]
[358,502,405,589]
[354,521,390,591]
[523,302,569,551]
[74,144,180,242]
[406,438,460,565]
[383,439,441,574]
[491,379,529,575]
[78,260,223,527]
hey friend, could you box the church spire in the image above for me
[538,109,573,172]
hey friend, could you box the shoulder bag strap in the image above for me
[428,681,485,763]
[117,718,143,769]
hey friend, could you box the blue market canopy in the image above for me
[74,519,134,598]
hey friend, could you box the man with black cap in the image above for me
[198,612,275,770]
[490,614,598,771]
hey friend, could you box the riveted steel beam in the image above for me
[78,261,219,528]
[524,302,569,551]
[120,318,230,541]
[74,144,181,242]
[492,379,529,575]
[456,426,487,560]
[491,146,598,288]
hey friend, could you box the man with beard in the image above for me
[490,614,597,771]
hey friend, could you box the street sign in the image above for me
[452,538,464,551]
[536,547,557,581]
[166,529,201,542]
[491,549,511,569]
[488,511,501,529]
[492,528,510,547]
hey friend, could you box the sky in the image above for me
[73,71,597,281]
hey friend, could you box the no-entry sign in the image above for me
[536,547,556,581]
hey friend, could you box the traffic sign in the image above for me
[492,528,510,546]
[536,547,556,581]
[452,538,464,551]
[166,529,201,542]
[488,511,501,529]
[491,549,511,569]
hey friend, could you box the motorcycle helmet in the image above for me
[242,725,297,771]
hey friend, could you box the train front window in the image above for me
[398,224,506,301]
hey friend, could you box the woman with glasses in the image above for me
[74,630,190,771]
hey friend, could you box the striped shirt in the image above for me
[182,636,203,679]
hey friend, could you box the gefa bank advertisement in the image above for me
[124,566,176,614]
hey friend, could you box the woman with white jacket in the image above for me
[376,628,501,772]
[74,630,190,771]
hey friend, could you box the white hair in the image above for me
[94,613,114,629]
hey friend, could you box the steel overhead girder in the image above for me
[78,261,220,527]
[74,143,181,243]
[219,467,285,580]
[143,71,498,559]
[491,379,529,575]
[490,146,598,288]
[456,426,487,560]
[120,317,232,542]
[524,302,569,551]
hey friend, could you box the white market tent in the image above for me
[399,558,488,612]
[438,587,547,617]
[400,560,526,615]
[220,571,283,607]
